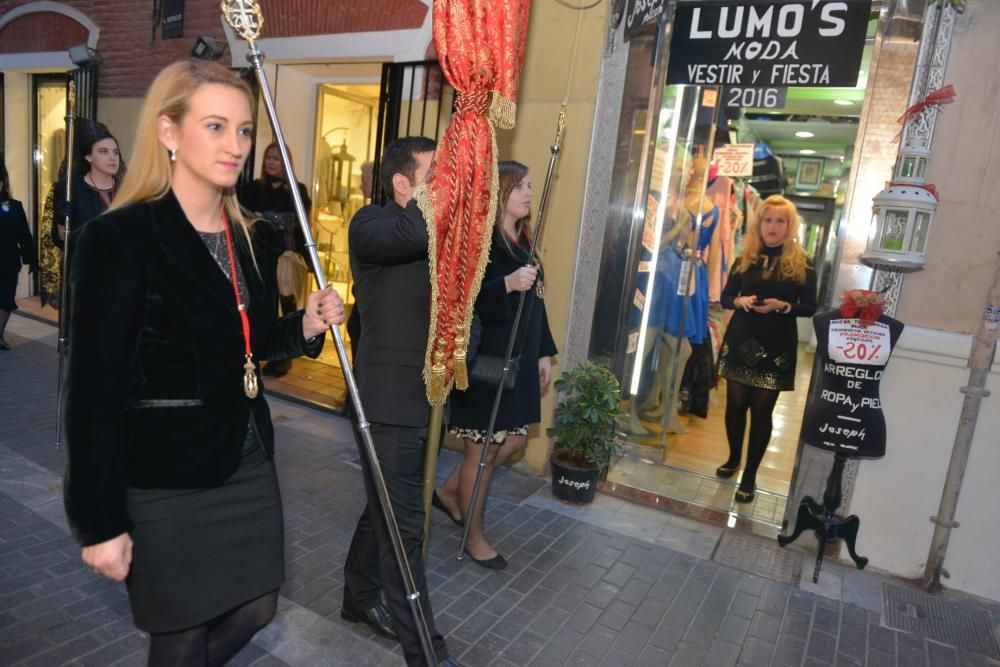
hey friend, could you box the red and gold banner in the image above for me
[417,0,532,406]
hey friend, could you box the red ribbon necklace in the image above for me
[221,208,259,399]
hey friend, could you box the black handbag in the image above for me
[469,354,520,391]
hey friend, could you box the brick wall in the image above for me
[0,0,427,98]
[0,11,87,52]
[835,38,920,285]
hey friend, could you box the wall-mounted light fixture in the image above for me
[190,35,226,61]
[68,44,102,67]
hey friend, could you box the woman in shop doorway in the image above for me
[433,160,558,569]
[0,160,38,349]
[240,141,312,377]
[717,195,816,503]
[52,121,124,248]
[63,59,345,667]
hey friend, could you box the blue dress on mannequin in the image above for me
[631,206,719,343]
[684,206,718,345]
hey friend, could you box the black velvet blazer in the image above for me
[63,191,323,546]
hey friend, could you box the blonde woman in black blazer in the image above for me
[63,60,344,666]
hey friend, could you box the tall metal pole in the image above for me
[54,79,77,448]
[221,3,437,663]
[923,252,1000,592]
[421,403,444,560]
[456,105,566,559]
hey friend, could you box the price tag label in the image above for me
[633,288,645,311]
[627,331,640,354]
[676,259,693,296]
[829,321,891,366]
[715,144,755,177]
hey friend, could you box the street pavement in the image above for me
[2,313,999,667]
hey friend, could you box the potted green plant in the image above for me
[546,360,622,504]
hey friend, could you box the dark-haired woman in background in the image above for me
[240,141,312,377]
[52,121,124,248]
[0,160,37,349]
[433,160,557,569]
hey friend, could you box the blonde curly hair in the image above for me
[734,194,809,283]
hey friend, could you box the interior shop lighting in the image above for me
[799,149,817,155]
[833,99,854,106]
[795,131,815,138]
[628,88,687,397]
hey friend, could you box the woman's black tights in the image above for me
[723,380,780,492]
[148,590,278,667]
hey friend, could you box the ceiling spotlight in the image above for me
[833,99,854,106]
[795,131,815,138]
[799,149,817,155]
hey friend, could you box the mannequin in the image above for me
[801,291,904,458]
[779,291,901,578]
[642,158,719,423]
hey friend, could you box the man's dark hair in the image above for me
[379,136,436,200]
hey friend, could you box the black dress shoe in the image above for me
[340,602,397,640]
[734,485,756,503]
[463,549,508,570]
[432,490,464,527]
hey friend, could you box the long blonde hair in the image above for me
[111,60,255,242]
[734,194,808,283]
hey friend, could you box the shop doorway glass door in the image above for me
[32,74,67,308]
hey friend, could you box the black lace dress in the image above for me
[717,246,817,391]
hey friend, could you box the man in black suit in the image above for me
[341,137,457,667]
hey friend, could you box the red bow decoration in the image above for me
[887,182,940,201]
[416,0,531,406]
[898,85,957,125]
[840,290,885,327]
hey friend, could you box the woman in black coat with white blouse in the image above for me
[434,161,557,569]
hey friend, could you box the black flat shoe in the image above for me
[715,464,739,479]
[341,602,398,640]
[432,491,464,527]
[463,549,508,570]
[734,486,756,503]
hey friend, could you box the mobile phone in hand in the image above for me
[753,298,767,306]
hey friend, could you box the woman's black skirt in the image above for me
[125,446,284,633]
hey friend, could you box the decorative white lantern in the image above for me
[860,181,937,270]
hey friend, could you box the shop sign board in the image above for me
[161,0,185,39]
[715,144,755,177]
[667,0,872,88]
[625,0,669,40]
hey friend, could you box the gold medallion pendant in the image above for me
[243,354,259,399]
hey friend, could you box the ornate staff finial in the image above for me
[221,0,264,44]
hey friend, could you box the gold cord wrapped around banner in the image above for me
[417,0,531,407]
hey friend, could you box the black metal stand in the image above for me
[778,453,868,582]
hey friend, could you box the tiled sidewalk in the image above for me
[1,314,998,667]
